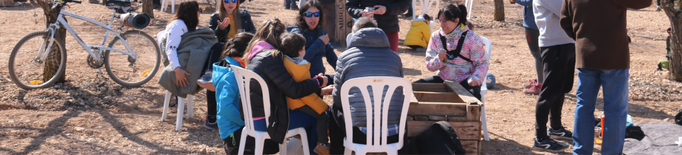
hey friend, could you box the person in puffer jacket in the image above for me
[328,17,404,153]
[404,14,432,51]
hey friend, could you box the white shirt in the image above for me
[161,19,188,70]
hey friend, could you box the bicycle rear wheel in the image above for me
[105,30,161,87]
[8,31,67,90]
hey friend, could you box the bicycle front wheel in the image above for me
[8,31,67,90]
[105,30,161,87]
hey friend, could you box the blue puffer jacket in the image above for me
[213,57,245,139]
[288,26,338,76]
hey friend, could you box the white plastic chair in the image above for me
[411,0,440,19]
[478,36,492,141]
[161,91,194,131]
[231,66,310,155]
[464,0,474,20]
[340,77,413,155]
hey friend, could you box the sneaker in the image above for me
[548,126,573,140]
[415,47,427,52]
[522,79,538,88]
[204,118,219,131]
[314,142,330,155]
[533,137,568,153]
[523,85,541,95]
[656,6,662,12]
[291,5,299,10]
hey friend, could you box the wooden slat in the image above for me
[413,91,466,103]
[461,140,480,155]
[412,83,453,92]
[444,80,482,105]
[406,121,481,140]
[334,0,353,46]
[408,102,468,117]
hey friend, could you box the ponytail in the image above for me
[457,5,468,26]
[437,4,468,26]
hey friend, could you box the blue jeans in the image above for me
[572,69,629,155]
[254,109,318,154]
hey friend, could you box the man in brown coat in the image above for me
[560,0,650,154]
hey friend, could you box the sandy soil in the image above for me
[0,0,681,154]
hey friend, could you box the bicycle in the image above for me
[8,0,161,90]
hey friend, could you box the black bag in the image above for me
[408,121,466,155]
[223,126,280,155]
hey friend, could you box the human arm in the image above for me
[420,24,432,46]
[559,0,575,40]
[374,0,410,16]
[241,10,257,33]
[322,30,338,69]
[346,0,364,18]
[164,20,191,87]
[261,56,321,99]
[515,0,533,6]
[537,0,564,17]
[611,0,651,9]
[425,33,446,72]
[209,14,230,42]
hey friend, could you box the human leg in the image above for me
[459,80,482,101]
[296,106,329,145]
[599,69,629,155]
[413,76,444,83]
[525,27,543,83]
[533,45,571,152]
[288,109,318,153]
[328,109,345,154]
[572,68,601,155]
[549,44,575,130]
[386,32,399,53]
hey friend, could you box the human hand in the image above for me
[373,5,386,15]
[438,50,447,61]
[468,79,480,87]
[218,17,231,30]
[197,82,216,91]
[317,73,328,87]
[174,67,191,87]
[321,85,334,96]
[360,10,374,17]
[319,34,330,45]
[509,0,516,4]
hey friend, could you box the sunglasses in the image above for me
[303,12,320,17]
[224,0,237,3]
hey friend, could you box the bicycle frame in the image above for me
[38,8,137,63]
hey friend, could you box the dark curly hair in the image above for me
[296,0,325,32]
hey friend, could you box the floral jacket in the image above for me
[425,24,488,85]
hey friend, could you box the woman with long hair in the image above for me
[208,0,256,43]
[288,0,337,77]
[162,1,202,89]
[416,4,488,101]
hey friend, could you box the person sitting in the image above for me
[243,18,334,154]
[328,17,405,154]
[208,32,253,153]
[209,0,256,43]
[288,0,338,77]
[415,4,488,101]
[404,13,433,52]
[278,32,331,155]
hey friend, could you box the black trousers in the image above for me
[328,108,402,154]
[535,43,575,139]
[296,105,329,144]
[413,75,482,101]
[204,43,226,118]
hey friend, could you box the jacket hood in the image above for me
[348,27,391,48]
[247,41,275,61]
[411,15,426,22]
[180,28,216,41]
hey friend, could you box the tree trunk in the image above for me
[37,0,67,83]
[142,0,154,18]
[494,0,505,21]
[661,0,682,81]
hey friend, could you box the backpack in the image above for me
[407,121,467,155]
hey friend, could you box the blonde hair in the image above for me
[218,0,242,31]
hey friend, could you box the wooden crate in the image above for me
[408,81,482,155]
[0,0,14,7]
[334,0,353,46]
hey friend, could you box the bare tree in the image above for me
[661,0,682,81]
[142,0,154,18]
[37,0,67,83]
[494,0,505,21]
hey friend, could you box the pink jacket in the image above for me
[425,25,488,85]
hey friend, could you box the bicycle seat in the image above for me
[107,0,131,7]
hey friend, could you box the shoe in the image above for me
[548,126,573,140]
[416,47,427,52]
[204,118,219,131]
[291,5,299,10]
[522,79,538,88]
[656,6,662,12]
[523,84,541,95]
[532,137,568,153]
[314,142,330,155]
[285,6,290,9]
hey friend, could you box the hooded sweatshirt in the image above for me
[247,41,275,61]
[533,0,575,47]
[404,16,431,48]
[425,24,488,85]
[282,55,328,114]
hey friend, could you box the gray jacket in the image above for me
[158,28,218,97]
[332,27,404,128]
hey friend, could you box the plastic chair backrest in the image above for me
[231,66,271,134]
[412,0,440,19]
[340,77,413,150]
[479,36,492,101]
[465,0,474,20]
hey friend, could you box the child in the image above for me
[404,14,432,52]
[658,28,671,71]
[278,32,330,155]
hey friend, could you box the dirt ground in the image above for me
[0,0,681,154]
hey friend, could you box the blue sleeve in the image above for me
[516,0,533,6]
[320,30,338,69]
[303,36,327,62]
[223,74,245,126]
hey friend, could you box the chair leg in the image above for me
[176,96,186,131]
[186,94,194,118]
[215,0,220,12]
[279,141,287,155]
[344,148,352,155]
[160,0,166,12]
[171,0,176,14]
[481,105,490,141]
[161,91,171,121]
[255,135,266,155]
[299,133,310,155]
[238,132,248,155]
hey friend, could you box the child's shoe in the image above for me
[522,79,538,89]
[524,84,541,95]
[314,142,330,155]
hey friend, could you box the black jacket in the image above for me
[346,0,410,33]
[319,0,334,4]
[208,10,256,43]
[246,50,321,143]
